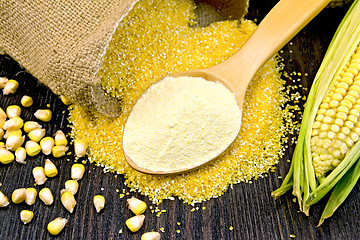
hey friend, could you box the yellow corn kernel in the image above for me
[44,159,58,177]
[61,191,76,213]
[6,105,21,118]
[12,188,26,204]
[93,195,105,213]
[0,190,9,207]
[47,218,67,235]
[60,95,72,105]
[0,77,8,88]
[3,79,19,95]
[34,109,52,122]
[52,145,68,158]
[127,197,147,215]
[40,137,54,155]
[15,147,27,164]
[25,187,37,205]
[0,129,4,139]
[20,95,33,107]
[5,131,24,151]
[39,188,54,205]
[20,210,34,224]
[23,121,41,133]
[33,166,47,185]
[0,148,15,164]
[25,140,41,156]
[71,163,85,180]
[125,215,145,232]
[54,130,68,146]
[141,232,161,240]
[0,107,6,120]
[3,117,23,131]
[61,180,79,195]
[28,128,46,142]
[74,139,87,158]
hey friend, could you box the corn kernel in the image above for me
[0,77,8,88]
[20,210,34,224]
[141,232,161,240]
[6,131,24,151]
[0,190,9,207]
[93,195,105,213]
[127,197,147,215]
[71,163,85,180]
[125,215,145,232]
[6,105,21,118]
[54,130,68,146]
[74,139,87,158]
[44,159,58,177]
[61,191,76,213]
[47,218,67,235]
[61,180,79,195]
[20,95,33,107]
[0,107,6,119]
[52,145,68,158]
[28,128,46,142]
[0,148,15,164]
[3,79,19,95]
[3,117,23,131]
[25,187,37,205]
[34,109,52,122]
[60,95,72,105]
[23,121,41,133]
[33,166,47,185]
[15,147,27,164]
[12,188,26,204]
[25,140,41,156]
[40,137,54,155]
[39,188,54,205]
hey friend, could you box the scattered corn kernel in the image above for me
[61,191,76,213]
[71,163,85,180]
[20,210,34,224]
[3,129,21,139]
[6,105,21,118]
[0,142,4,148]
[47,218,67,235]
[25,187,37,205]
[33,166,47,185]
[12,188,26,204]
[28,128,46,142]
[54,130,68,146]
[15,147,27,164]
[23,121,41,133]
[40,136,54,155]
[5,131,24,151]
[44,159,58,177]
[0,190,9,207]
[25,140,41,156]
[34,109,52,122]
[74,139,87,158]
[141,232,161,240]
[127,197,147,215]
[52,145,68,158]
[61,180,79,195]
[60,95,72,105]
[39,188,54,205]
[0,148,15,164]
[125,215,145,232]
[3,117,23,131]
[3,79,19,95]
[20,95,33,107]
[0,129,4,139]
[0,77,8,88]
[93,195,105,213]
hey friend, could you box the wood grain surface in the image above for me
[0,1,358,239]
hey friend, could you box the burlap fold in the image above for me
[0,0,248,117]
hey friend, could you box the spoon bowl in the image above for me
[124,0,331,175]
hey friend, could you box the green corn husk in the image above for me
[272,0,360,225]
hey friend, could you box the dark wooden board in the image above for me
[0,1,358,239]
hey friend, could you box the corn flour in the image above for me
[123,76,242,172]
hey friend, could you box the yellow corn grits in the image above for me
[69,0,301,204]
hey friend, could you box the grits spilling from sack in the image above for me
[69,0,302,204]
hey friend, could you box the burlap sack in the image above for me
[0,0,248,117]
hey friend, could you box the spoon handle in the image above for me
[210,0,330,92]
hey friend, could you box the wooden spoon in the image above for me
[124,0,331,175]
